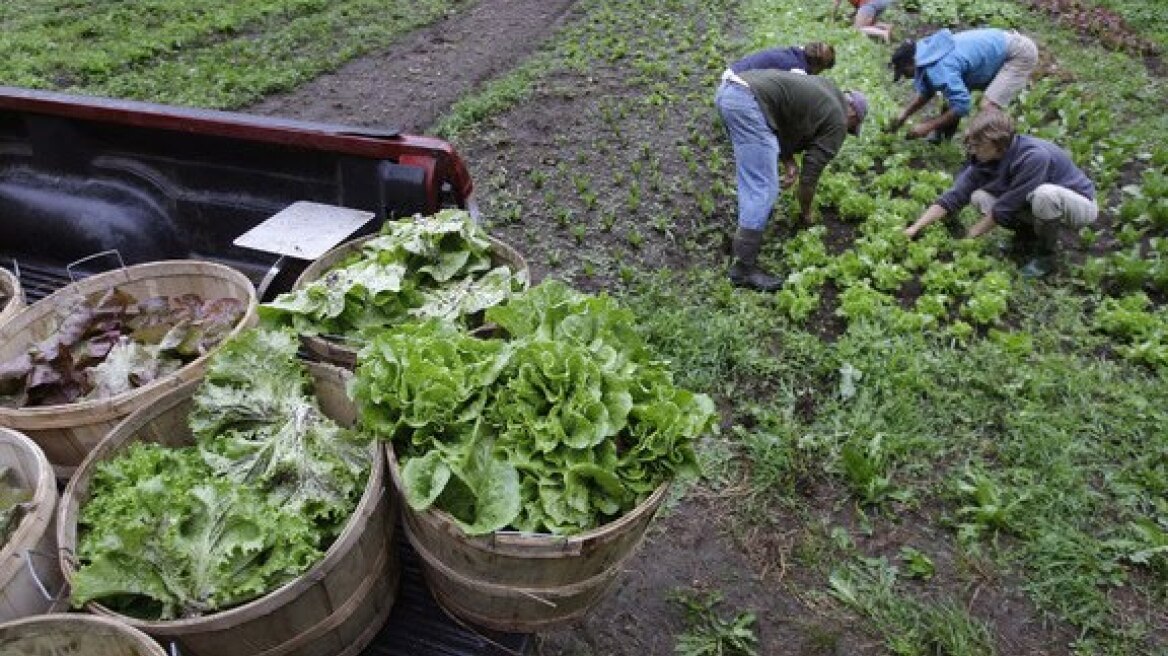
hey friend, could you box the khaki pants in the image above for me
[984,32,1038,108]
[972,184,1098,232]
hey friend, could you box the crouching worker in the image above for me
[715,70,867,291]
[904,111,1097,277]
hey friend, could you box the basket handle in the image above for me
[255,254,285,301]
[22,549,58,602]
[66,249,126,282]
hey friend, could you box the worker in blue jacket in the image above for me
[888,28,1037,142]
[904,111,1097,277]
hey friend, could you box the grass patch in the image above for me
[0,0,471,108]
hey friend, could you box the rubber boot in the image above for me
[728,228,783,292]
[1019,222,1058,278]
[1001,224,1039,261]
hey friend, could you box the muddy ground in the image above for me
[246,1,1099,654]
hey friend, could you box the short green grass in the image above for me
[0,0,470,108]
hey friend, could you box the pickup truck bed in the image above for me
[0,86,473,298]
[0,87,531,655]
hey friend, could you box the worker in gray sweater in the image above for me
[905,110,1097,277]
[715,69,867,291]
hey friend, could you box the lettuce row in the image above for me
[351,281,716,536]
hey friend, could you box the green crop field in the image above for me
[0,0,469,107]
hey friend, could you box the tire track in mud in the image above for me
[247,0,578,133]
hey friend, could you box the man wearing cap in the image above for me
[903,110,1097,277]
[888,28,1037,141]
[715,69,867,291]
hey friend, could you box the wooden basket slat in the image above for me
[386,444,667,633]
[0,612,167,656]
[0,261,258,477]
[0,427,62,621]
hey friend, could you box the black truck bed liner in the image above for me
[0,86,474,299]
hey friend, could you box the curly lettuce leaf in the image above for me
[350,320,511,440]
[260,209,523,337]
[354,281,718,536]
[84,339,182,400]
[485,279,647,359]
[72,444,320,619]
[192,328,370,535]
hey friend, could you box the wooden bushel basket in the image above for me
[0,427,64,620]
[56,362,399,656]
[293,234,529,369]
[0,269,23,330]
[0,261,258,479]
[0,612,167,656]
[387,445,669,633]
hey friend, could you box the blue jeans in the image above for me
[715,81,779,231]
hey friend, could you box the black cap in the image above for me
[890,40,916,82]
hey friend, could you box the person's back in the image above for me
[730,47,807,74]
[916,28,1008,92]
[739,71,847,148]
[728,42,835,76]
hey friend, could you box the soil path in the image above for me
[247,0,577,133]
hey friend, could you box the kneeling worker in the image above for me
[715,69,868,291]
[904,110,1097,277]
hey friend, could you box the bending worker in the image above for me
[904,111,1097,278]
[725,42,836,76]
[888,27,1037,142]
[715,69,867,291]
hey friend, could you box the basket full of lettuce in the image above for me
[56,329,397,656]
[350,279,716,627]
[352,279,716,537]
[260,209,528,368]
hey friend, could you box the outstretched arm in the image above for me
[797,181,817,224]
[889,94,930,131]
[905,203,949,238]
[907,107,961,139]
[781,156,799,187]
[966,214,998,238]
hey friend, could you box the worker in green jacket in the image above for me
[715,70,867,291]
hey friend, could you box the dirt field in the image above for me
[249,0,578,134]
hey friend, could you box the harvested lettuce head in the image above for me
[260,209,527,339]
[351,281,717,536]
[71,328,372,619]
